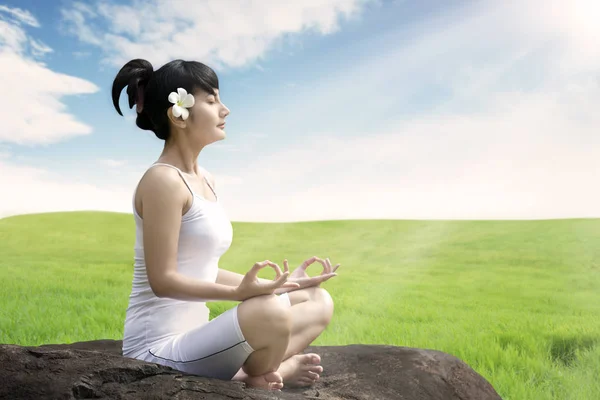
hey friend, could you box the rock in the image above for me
[0,340,503,399]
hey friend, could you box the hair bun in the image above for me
[111,59,154,116]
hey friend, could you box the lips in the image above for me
[217,123,226,129]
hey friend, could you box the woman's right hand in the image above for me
[233,260,299,301]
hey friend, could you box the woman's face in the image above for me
[186,88,230,145]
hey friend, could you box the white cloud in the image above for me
[0,5,39,27]
[211,0,600,222]
[99,159,127,168]
[0,18,27,51]
[28,38,52,57]
[0,6,100,145]
[60,0,373,68]
[0,160,133,219]
[60,2,102,46]
[218,86,600,221]
[0,158,248,220]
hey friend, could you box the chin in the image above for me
[210,135,225,144]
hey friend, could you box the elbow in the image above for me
[149,276,172,298]
[150,283,167,298]
[151,286,166,298]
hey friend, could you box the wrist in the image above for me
[230,285,243,302]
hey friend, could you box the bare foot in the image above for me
[278,353,323,388]
[232,369,284,391]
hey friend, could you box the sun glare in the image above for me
[569,0,600,38]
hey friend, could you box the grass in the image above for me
[1,211,599,399]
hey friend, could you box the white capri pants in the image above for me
[139,293,291,380]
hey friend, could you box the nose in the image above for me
[221,104,230,118]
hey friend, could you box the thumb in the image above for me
[267,271,291,290]
[317,273,337,283]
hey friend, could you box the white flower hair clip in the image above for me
[168,88,195,120]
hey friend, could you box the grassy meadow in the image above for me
[1,211,599,399]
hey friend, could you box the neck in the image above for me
[158,136,204,174]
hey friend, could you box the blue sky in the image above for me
[1,0,599,221]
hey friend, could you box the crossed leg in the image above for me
[233,286,334,389]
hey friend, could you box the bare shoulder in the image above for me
[135,166,189,217]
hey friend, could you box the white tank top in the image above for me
[122,163,234,358]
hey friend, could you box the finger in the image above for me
[268,261,284,279]
[307,257,328,275]
[296,273,336,287]
[250,260,271,277]
[267,271,290,289]
[325,258,332,274]
[306,273,336,286]
[318,257,330,275]
[300,256,317,271]
[316,273,337,283]
[283,259,289,274]
[333,263,341,272]
[307,256,326,272]
[251,260,283,280]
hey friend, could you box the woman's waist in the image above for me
[126,298,210,332]
[126,291,210,311]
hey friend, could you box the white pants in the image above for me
[138,293,291,380]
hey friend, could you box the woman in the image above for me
[111,58,340,391]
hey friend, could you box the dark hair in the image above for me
[112,59,219,140]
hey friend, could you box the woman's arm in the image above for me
[140,167,241,302]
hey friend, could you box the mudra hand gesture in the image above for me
[275,256,340,294]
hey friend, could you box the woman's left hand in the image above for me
[274,256,340,294]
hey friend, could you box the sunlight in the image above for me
[566,0,600,40]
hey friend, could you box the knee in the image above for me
[311,287,334,325]
[239,294,292,334]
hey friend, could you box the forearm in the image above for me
[156,272,240,302]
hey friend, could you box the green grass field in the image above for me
[1,211,599,399]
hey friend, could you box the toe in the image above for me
[264,371,283,384]
[302,364,323,374]
[301,353,321,364]
[310,365,324,373]
[308,371,320,380]
[309,353,321,364]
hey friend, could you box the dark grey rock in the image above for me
[0,339,502,399]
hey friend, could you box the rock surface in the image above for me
[0,339,503,399]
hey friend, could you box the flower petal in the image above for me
[181,94,195,108]
[172,104,182,118]
[177,88,187,100]
[168,92,179,104]
[180,107,189,120]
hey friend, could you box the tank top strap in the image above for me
[150,162,195,196]
[198,166,218,200]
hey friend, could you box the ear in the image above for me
[167,107,187,129]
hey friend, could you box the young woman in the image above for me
[111,59,340,391]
